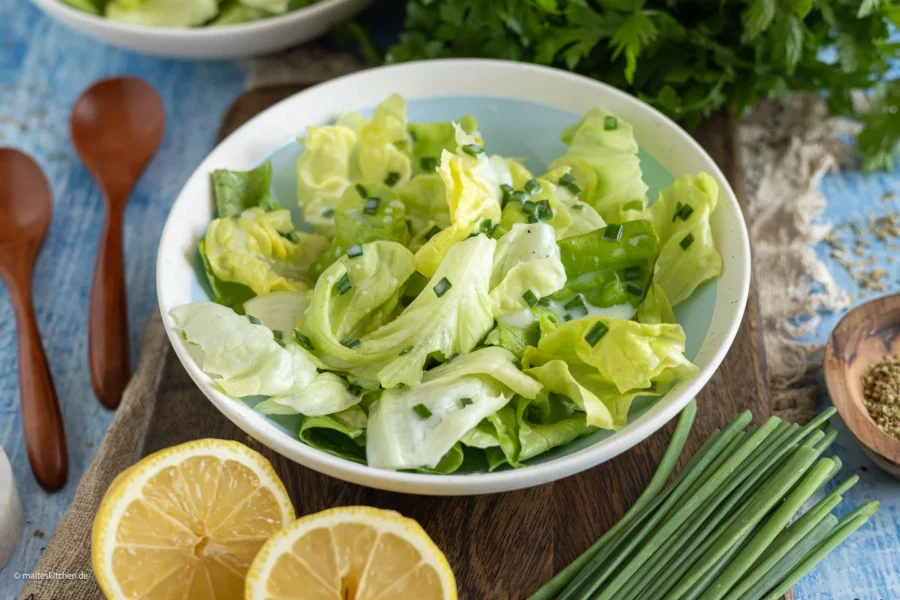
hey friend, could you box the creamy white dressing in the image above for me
[498,309,535,328]
[544,298,636,321]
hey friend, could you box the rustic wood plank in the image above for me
[141,90,776,600]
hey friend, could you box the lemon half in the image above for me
[245,506,457,600]
[92,439,295,600]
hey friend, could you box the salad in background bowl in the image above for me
[28,0,371,58]
[157,60,751,495]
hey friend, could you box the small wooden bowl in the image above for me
[824,294,900,479]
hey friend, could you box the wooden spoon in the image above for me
[824,293,900,479]
[0,149,68,491]
[71,77,165,409]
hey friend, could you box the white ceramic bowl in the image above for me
[157,59,751,495]
[29,0,372,59]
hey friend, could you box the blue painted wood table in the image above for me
[0,2,897,597]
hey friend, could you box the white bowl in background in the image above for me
[29,0,372,59]
[157,59,751,495]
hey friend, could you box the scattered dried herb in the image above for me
[862,354,900,440]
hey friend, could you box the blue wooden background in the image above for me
[0,2,897,597]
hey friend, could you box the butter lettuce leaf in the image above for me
[254,372,361,417]
[243,290,307,334]
[170,302,317,398]
[212,162,279,218]
[549,109,648,223]
[637,283,676,325]
[299,406,368,464]
[489,223,566,319]
[198,238,255,314]
[358,94,412,186]
[648,173,723,305]
[204,208,329,295]
[523,317,698,428]
[106,0,218,26]
[296,124,358,233]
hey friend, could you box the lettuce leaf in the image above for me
[394,173,450,239]
[299,406,368,464]
[105,0,218,26]
[253,372,361,417]
[209,2,270,26]
[366,347,539,470]
[358,94,412,186]
[637,283,676,325]
[296,124,358,233]
[407,115,478,176]
[212,162,279,218]
[170,302,318,398]
[203,208,329,295]
[243,290,307,334]
[552,220,659,310]
[198,238,255,314]
[647,173,723,305]
[549,109,648,223]
[523,316,698,428]
[489,223,566,319]
[302,241,417,362]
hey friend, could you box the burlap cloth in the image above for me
[19,51,848,599]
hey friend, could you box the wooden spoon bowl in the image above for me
[824,293,900,479]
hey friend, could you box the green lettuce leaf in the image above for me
[170,302,318,398]
[394,173,450,239]
[302,241,417,362]
[552,220,659,311]
[366,347,538,470]
[243,290,307,334]
[523,316,698,428]
[240,0,288,13]
[106,0,218,26]
[549,109,648,223]
[212,162,279,218]
[407,115,478,176]
[209,2,270,26]
[647,173,723,305]
[484,321,540,357]
[203,208,329,295]
[296,124,358,233]
[358,94,412,186]
[637,283,676,324]
[62,0,106,15]
[198,238,255,314]
[299,406,368,464]
[253,372,361,417]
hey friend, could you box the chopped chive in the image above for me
[537,199,554,221]
[564,294,588,318]
[272,330,286,347]
[405,218,413,234]
[433,277,452,297]
[467,231,481,238]
[524,179,541,195]
[626,282,645,296]
[247,315,261,325]
[408,128,418,143]
[462,143,484,157]
[523,289,540,307]
[346,244,364,259]
[512,358,524,370]
[559,172,576,186]
[400,344,414,356]
[347,383,363,396]
[384,171,401,186]
[420,156,437,171]
[537,297,551,307]
[425,224,441,240]
[334,272,352,295]
[680,232,695,250]
[293,328,313,351]
[460,397,474,406]
[522,199,538,215]
[512,190,529,203]
[678,203,695,221]
[413,403,433,419]
[447,352,460,363]
[624,265,643,281]
[355,183,368,198]
[673,201,684,223]
[320,207,335,218]
[585,321,609,346]
[602,223,624,242]
[566,181,583,195]
[340,338,360,349]
[500,183,514,195]
[527,215,539,223]
[574,203,586,212]
[480,219,493,233]
[501,183,514,209]
[279,230,300,243]
[363,197,381,215]
[604,115,618,130]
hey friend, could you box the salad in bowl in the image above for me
[169,93,723,475]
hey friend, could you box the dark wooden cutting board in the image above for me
[148,84,776,599]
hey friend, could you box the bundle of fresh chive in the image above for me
[529,401,878,600]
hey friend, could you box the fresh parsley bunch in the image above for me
[385,0,900,170]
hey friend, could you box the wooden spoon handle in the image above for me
[89,204,130,409]
[10,282,68,492]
